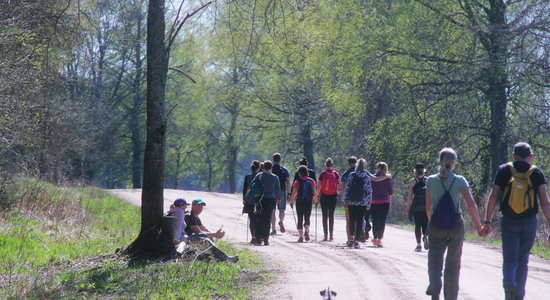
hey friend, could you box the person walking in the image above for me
[242,160,261,244]
[293,156,317,183]
[340,156,357,243]
[342,158,372,249]
[250,161,281,246]
[482,142,550,300]
[290,165,318,242]
[271,153,291,235]
[405,163,429,252]
[425,148,483,300]
[317,158,340,241]
[370,162,393,248]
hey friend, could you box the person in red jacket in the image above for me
[317,158,340,241]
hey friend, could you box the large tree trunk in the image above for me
[302,123,315,171]
[484,0,509,181]
[126,0,170,255]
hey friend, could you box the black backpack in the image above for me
[412,177,427,204]
[346,173,365,203]
[430,177,457,229]
[296,177,314,203]
[245,173,264,205]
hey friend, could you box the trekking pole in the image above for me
[315,203,318,242]
[291,205,297,227]
[246,216,249,243]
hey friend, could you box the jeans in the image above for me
[427,215,464,300]
[320,193,337,236]
[501,214,537,299]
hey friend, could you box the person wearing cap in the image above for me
[405,163,429,252]
[184,198,238,262]
[185,199,225,240]
[167,198,189,243]
[483,142,550,299]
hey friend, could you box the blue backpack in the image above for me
[297,178,314,203]
[245,173,264,205]
[430,177,457,229]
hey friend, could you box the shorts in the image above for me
[277,190,287,210]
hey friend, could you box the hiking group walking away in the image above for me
[233,142,548,299]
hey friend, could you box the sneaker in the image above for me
[415,245,422,252]
[354,242,361,249]
[304,230,310,241]
[329,233,334,241]
[423,236,430,250]
[347,240,354,247]
[278,221,286,233]
[323,236,328,241]
[263,239,269,246]
[271,229,277,235]
[226,255,239,263]
[377,239,383,248]
[297,236,304,243]
[425,285,440,300]
[372,239,379,247]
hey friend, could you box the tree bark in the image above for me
[126,0,170,255]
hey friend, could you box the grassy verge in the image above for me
[0,179,266,299]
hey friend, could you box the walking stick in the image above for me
[315,203,318,242]
[246,215,249,242]
[291,204,297,227]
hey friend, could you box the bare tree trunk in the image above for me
[302,123,315,171]
[126,0,170,255]
[484,0,509,181]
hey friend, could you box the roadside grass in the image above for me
[0,178,266,299]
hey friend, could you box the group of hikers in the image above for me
[240,142,550,300]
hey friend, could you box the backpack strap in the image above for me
[439,176,456,192]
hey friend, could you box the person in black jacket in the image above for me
[405,163,429,252]
[242,160,261,244]
[250,160,281,246]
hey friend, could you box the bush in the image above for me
[0,175,17,211]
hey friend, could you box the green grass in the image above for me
[0,179,265,299]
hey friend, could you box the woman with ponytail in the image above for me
[424,148,483,300]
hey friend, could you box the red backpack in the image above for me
[321,170,339,195]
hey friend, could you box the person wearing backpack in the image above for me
[293,156,317,183]
[290,165,318,242]
[317,158,340,241]
[405,163,429,252]
[370,162,393,248]
[242,160,261,244]
[425,148,483,300]
[250,160,281,246]
[482,142,550,300]
[342,158,373,249]
[271,153,291,235]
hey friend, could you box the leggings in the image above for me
[296,201,312,230]
[413,211,428,243]
[348,205,365,240]
[320,194,337,236]
[371,203,390,239]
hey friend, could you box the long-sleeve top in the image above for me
[371,177,393,204]
[342,170,372,206]
[255,172,281,201]
[168,206,187,241]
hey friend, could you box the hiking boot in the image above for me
[297,236,304,243]
[271,229,277,235]
[347,240,354,248]
[304,230,310,241]
[423,235,430,250]
[279,221,286,233]
[354,242,361,249]
[415,245,422,252]
[226,255,239,263]
[250,237,257,244]
[263,239,269,246]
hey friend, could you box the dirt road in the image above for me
[109,189,550,300]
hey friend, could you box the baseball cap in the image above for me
[192,198,206,206]
[174,198,188,206]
